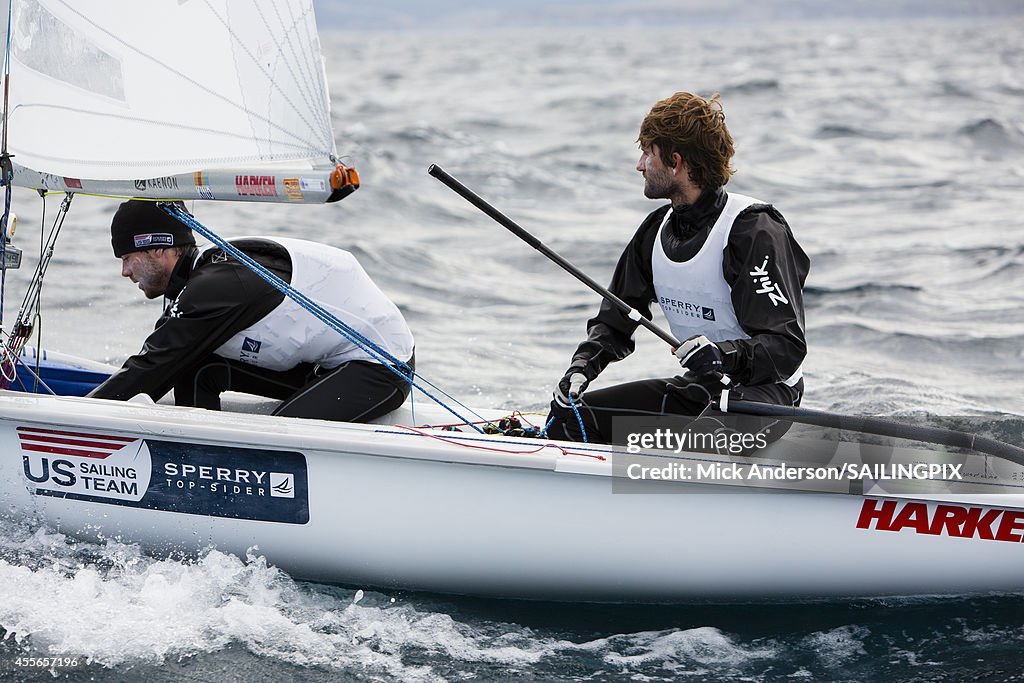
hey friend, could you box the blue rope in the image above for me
[539,414,555,438]
[162,204,491,433]
[0,166,9,327]
[568,395,587,443]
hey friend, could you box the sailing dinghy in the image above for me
[1,0,1024,603]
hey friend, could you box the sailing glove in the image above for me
[553,360,592,408]
[674,335,731,391]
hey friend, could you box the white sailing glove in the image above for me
[553,361,591,407]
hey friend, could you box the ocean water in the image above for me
[1,16,1024,682]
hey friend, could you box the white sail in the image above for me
[2,0,356,202]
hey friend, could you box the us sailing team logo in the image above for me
[18,426,151,501]
[16,426,310,523]
[18,426,137,458]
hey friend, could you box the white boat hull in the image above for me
[2,392,1024,602]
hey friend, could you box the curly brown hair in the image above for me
[637,92,735,189]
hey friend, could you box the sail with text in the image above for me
[1,0,357,203]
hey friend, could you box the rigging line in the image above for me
[197,0,331,150]
[11,352,56,395]
[389,424,580,458]
[181,213,483,431]
[31,189,45,392]
[12,192,70,337]
[0,0,14,327]
[0,341,16,384]
[163,205,493,434]
[29,310,40,391]
[0,165,8,327]
[15,192,65,323]
[378,426,609,460]
[180,213,407,370]
[39,189,44,260]
[50,1,328,154]
[257,1,331,137]
[2,0,11,153]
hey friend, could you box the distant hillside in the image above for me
[313,0,1024,30]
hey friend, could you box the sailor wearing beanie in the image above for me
[90,200,415,423]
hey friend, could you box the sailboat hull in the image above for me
[2,392,1024,602]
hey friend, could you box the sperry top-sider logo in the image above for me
[239,337,262,364]
[659,297,716,321]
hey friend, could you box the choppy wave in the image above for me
[958,117,1022,150]
[813,124,899,140]
[804,282,924,298]
[8,519,1024,683]
[722,78,782,95]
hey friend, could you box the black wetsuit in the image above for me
[548,188,810,443]
[89,240,412,422]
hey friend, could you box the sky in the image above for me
[312,0,1024,30]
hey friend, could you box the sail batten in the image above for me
[2,0,346,203]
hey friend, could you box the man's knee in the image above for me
[174,359,230,409]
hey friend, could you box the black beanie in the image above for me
[110,200,196,258]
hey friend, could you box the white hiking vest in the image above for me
[651,194,803,387]
[213,237,414,371]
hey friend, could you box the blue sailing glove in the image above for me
[673,335,730,390]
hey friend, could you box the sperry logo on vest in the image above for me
[750,256,789,307]
[240,337,262,364]
[659,297,716,321]
[857,499,1024,543]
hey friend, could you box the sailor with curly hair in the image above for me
[547,91,809,444]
